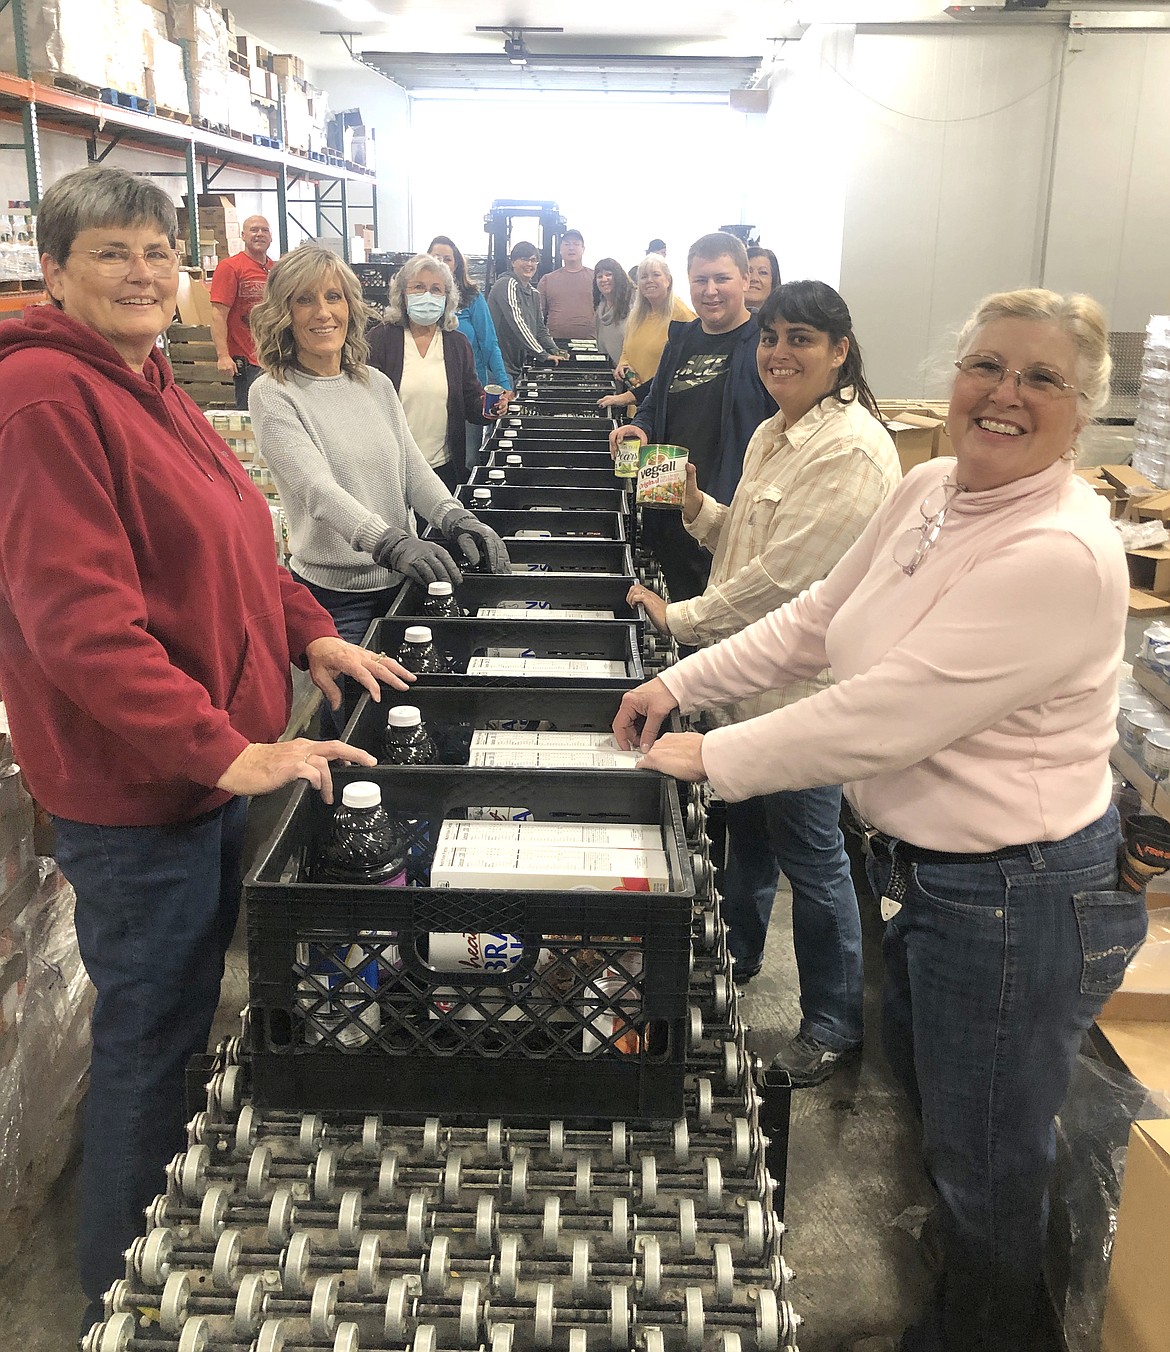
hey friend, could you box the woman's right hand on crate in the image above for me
[215,738,377,805]
[613,677,680,753]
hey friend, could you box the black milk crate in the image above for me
[502,539,634,574]
[430,508,625,543]
[389,573,643,627]
[520,375,615,394]
[515,397,610,418]
[455,483,628,515]
[495,435,614,456]
[500,415,612,437]
[488,450,619,476]
[344,684,680,763]
[471,465,629,495]
[244,768,694,1119]
[367,615,643,685]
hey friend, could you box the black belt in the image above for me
[867,831,1033,867]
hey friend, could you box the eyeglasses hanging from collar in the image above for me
[892,481,964,577]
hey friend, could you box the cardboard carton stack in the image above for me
[178,193,242,268]
[204,410,289,559]
[0,709,95,1269]
[169,0,230,126]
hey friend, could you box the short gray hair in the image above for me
[386,254,460,330]
[957,288,1112,419]
[38,165,177,264]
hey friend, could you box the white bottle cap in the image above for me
[404,626,432,644]
[506,454,522,465]
[488,469,506,482]
[341,781,381,809]
[387,705,422,728]
[472,488,492,502]
[427,581,453,597]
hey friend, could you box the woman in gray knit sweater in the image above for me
[249,244,508,732]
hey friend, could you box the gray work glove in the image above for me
[372,527,463,586]
[442,510,511,574]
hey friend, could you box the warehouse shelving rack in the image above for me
[0,0,378,264]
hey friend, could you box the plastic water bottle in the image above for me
[488,469,506,485]
[303,781,409,1046]
[505,454,522,466]
[382,704,438,765]
[472,487,493,510]
[423,581,465,619]
[398,625,450,675]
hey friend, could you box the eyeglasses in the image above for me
[954,354,1080,400]
[79,246,181,278]
[892,482,963,577]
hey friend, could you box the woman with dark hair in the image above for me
[592,257,634,365]
[249,244,509,735]
[0,169,395,1329]
[626,280,900,1086]
[428,235,510,470]
[746,246,781,312]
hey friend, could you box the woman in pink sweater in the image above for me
[614,289,1147,1352]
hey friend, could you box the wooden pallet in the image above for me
[0,277,46,294]
[155,104,193,126]
[31,71,101,99]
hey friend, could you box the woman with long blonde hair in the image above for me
[597,254,695,412]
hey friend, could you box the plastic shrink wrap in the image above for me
[0,855,94,1270]
[1047,1054,1170,1352]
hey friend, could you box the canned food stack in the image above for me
[80,349,797,1350]
[1131,315,1170,488]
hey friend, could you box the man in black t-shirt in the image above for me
[611,233,774,605]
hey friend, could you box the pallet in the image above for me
[0,277,46,293]
[252,133,281,149]
[100,87,155,116]
[154,104,193,126]
[31,71,101,99]
[194,117,231,137]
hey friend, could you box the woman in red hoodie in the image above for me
[0,165,411,1334]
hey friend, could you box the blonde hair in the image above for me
[385,254,460,330]
[627,254,675,329]
[249,243,376,382]
[957,288,1112,419]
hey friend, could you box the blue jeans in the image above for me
[292,571,399,738]
[465,421,486,472]
[53,797,249,1309]
[233,360,262,410]
[724,786,864,1049]
[866,806,1147,1352]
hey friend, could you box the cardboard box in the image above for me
[885,416,939,474]
[1126,546,1170,599]
[1128,489,1170,524]
[1100,1119,1170,1352]
[437,820,665,851]
[430,843,670,892]
[175,271,214,326]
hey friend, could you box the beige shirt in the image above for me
[399,330,449,468]
[665,395,901,723]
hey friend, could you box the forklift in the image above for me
[483,198,568,286]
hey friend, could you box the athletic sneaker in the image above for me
[769,1031,862,1087]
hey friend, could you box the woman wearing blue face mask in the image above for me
[368,254,511,491]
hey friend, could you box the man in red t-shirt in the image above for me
[209,215,274,407]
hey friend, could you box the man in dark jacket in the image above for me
[610,232,776,604]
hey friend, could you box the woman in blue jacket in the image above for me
[429,235,510,471]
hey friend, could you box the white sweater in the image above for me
[660,456,1128,852]
[250,367,460,593]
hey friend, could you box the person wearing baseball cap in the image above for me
[487,241,564,383]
